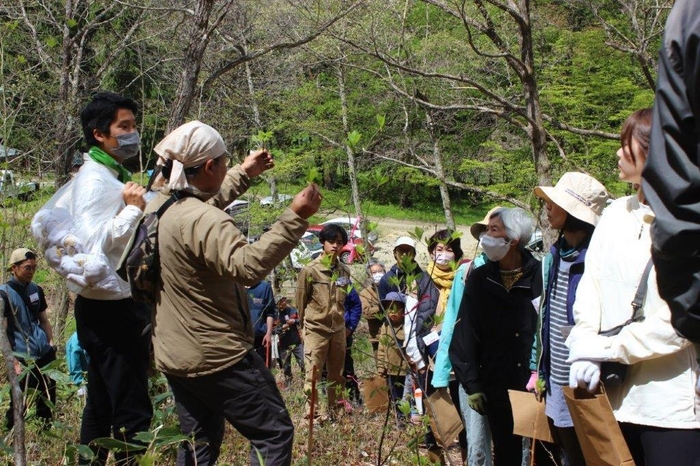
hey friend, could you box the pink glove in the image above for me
[526,371,538,392]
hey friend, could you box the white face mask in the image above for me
[434,252,455,266]
[372,272,384,284]
[480,234,512,262]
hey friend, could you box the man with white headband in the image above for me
[145,120,321,466]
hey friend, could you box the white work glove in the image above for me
[569,360,601,393]
[77,386,86,397]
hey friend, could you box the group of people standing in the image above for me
[4,1,700,464]
[360,105,699,466]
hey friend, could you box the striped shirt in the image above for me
[547,258,573,386]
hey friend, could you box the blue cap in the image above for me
[381,291,405,304]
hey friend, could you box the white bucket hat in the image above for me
[534,172,610,226]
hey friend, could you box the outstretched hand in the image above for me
[241,149,274,178]
[290,184,322,219]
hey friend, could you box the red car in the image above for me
[306,216,375,264]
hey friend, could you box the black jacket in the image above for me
[449,250,542,400]
[642,0,700,342]
[378,263,439,366]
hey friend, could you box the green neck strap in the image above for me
[88,146,132,182]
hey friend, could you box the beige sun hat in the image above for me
[7,248,35,271]
[534,172,610,226]
[470,206,503,241]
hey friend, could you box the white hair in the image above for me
[491,207,534,249]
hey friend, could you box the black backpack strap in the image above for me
[630,258,654,321]
[156,192,182,218]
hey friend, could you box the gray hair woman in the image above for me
[450,207,542,465]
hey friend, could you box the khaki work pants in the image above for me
[304,327,346,416]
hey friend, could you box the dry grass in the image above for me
[1,331,464,465]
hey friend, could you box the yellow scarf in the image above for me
[428,262,456,318]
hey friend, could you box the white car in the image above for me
[259,194,293,206]
[289,232,323,269]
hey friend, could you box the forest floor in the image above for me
[2,214,475,465]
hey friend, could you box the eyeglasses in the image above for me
[18,264,37,272]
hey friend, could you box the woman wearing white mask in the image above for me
[360,260,387,366]
[413,229,468,460]
[566,108,700,465]
[450,207,542,466]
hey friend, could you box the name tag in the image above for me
[29,292,39,304]
[422,331,440,347]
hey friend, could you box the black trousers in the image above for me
[485,393,522,466]
[167,349,294,466]
[5,347,56,429]
[344,334,361,403]
[620,422,700,466]
[279,342,304,380]
[75,296,152,466]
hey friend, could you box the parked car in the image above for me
[224,199,250,235]
[259,193,293,206]
[525,228,545,260]
[0,169,40,202]
[320,216,379,243]
[307,222,374,265]
[289,231,323,269]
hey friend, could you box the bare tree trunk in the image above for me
[54,0,81,186]
[52,282,71,342]
[517,0,554,246]
[337,64,369,245]
[0,303,26,466]
[168,0,218,132]
[424,110,455,230]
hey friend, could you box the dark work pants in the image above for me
[5,347,57,430]
[344,334,361,404]
[75,296,152,466]
[387,374,406,420]
[166,349,294,466]
[279,342,305,381]
[620,422,700,466]
[486,394,522,466]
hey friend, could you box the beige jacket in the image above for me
[147,166,307,377]
[378,321,407,376]
[295,255,352,334]
[360,287,381,320]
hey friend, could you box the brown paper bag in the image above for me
[563,386,634,466]
[508,389,555,443]
[425,388,463,448]
[361,375,389,414]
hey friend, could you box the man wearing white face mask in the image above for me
[360,260,387,365]
[450,207,542,466]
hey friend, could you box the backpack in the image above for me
[117,192,181,304]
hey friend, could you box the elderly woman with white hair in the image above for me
[450,207,542,466]
[145,120,322,466]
